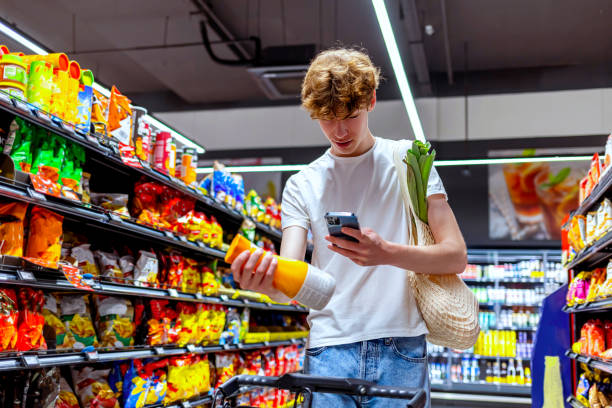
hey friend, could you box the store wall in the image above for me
[158,87,612,150]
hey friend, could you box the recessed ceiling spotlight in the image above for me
[425,24,435,36]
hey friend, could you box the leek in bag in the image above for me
[394,140,479,350]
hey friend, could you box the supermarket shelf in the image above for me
[573,167,612,217]
[463,277,552,284]
[562,297,612,313]
[479,302,542,308]
[431,391,531,405]
[565,350,612,374]
[429,352,528,360]
[0,94,283,243]
[431,382,531,396]
[567,395,587,408]
[0,177,227,261]
[565,229,612,272]
[467,249,562,264]
[0,262,308,313]
[0,339,305,372]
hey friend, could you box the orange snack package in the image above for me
[0,201,28,256]
[25,206,63,263]
[91,88,109,135]
[16,287,47,351]
[107,85,133,145]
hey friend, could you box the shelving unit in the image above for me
[429,248,562,402]
[562,167,612,404]
[0,86,307,407]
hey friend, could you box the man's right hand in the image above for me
[230,249,279,298]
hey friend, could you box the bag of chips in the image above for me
[55,376,80,408]
[107,86,133,145]
[42,293,65,349]
[0,288,18,351]
[71,366,119,408]
[94,295,135,348]
[0,201,28,257]
[59,294,98,349]
[17,287,47,351]
[134,250,159,287]
[95,250,123,283]
[120,254,135,283]
[182,257,200,294]
[146,300,179,346]
[26,207,63,263]
[90,193,131,218]
[176,302,198,346]
[71,243,99,277]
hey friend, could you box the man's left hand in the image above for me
[325,227,390,266]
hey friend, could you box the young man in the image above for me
[230,48,467,407]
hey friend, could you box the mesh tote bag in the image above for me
[393,141,480,350]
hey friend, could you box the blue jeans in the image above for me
[305,335,430,407]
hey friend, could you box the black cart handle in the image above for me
[217,373,426,408]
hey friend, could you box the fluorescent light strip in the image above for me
[372,0,425,143]
[196,155,593,174]
[0,19,204,153]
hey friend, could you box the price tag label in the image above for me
[52,119,65,130]
[263,341,270,347]
[0,92,11,104]
[289,338,297,345]
[17,270,35,281]
[27,187,46,201]
[37,111,51,123]
[196,241,206,249]
[178,235,188,243]
[141,161,151,169]
[194,293,204,300]
[164,231,175,239]
[12,98,29,112]
[153,346,165,355]
[220,294,229,302]
[168,288,179,298]
[237,343,244,349]
[182,402,192,408]
[22,355,40,368]
[85,350,99,361]
[222,344,231,350]
[242,299,250,305]
[186,344,196,353]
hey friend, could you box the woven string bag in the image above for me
[393,141,480,350]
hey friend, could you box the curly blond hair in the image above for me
[301,48,381,120]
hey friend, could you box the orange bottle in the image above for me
[225,234,335,309]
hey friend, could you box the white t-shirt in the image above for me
[281,137,447,348]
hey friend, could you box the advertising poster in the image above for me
[488,149,591,241]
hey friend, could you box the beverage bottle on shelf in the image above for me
[451,362,459,382]
[485,362,493,383]
[470,358,478,382]
[508,359,516,384]
[525,367,532,386]
[500,361,508,384]
[516,360,525,385]
[493,360,501,384]
[473,359,480,382]
[462,357,471,383]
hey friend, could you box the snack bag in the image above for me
[599,199,612,238]
[42,293,65,349]
[143,359,168,405]
[164,355,191,403]
[71,243,99,277]
[176,302,198,346]
[134,250,159,287]
[122,360,148,408]
[200,262,219,296]
[107,85,133,145]
[215,353,236,389]
[161,253,183,290]
[16,287,47,351]
[120,254,135,283]
[0,201,28,256]
[90,193,131,218]
[9,118,33,172]
[94,295,135,347]
[95,250,124,283]
[91,88,109,136]
[59,294,98,349]
[181,257,200,294]
[25,206,63,263]
[0,288,18,351]
[220,307,240,345]
[210,216,223,249]
[146,300,179,345]
[71,366,120,408]
[587,268,607,302]
[56,376,80,408]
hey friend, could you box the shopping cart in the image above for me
[213,372,427,408]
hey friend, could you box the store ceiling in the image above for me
[0,0,610,112]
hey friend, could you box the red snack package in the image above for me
[16,287,47,350]
[605,321,612,350]
[0,288,18,351]
[132,179,163,218]
[25,206,63,263]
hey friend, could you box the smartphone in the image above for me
[325,212,361,243]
